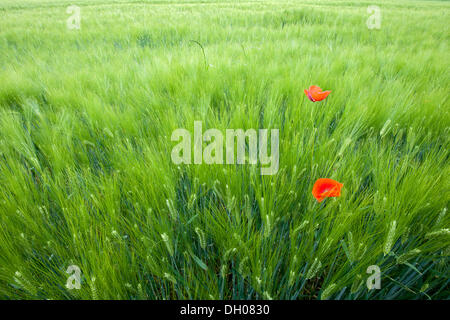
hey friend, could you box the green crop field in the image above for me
[0,0,449,300]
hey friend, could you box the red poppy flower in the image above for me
[312,178,343,202]
[304,85,331,102]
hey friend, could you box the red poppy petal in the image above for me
[312,178,343,202]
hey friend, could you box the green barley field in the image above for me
[0,0,449,300]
